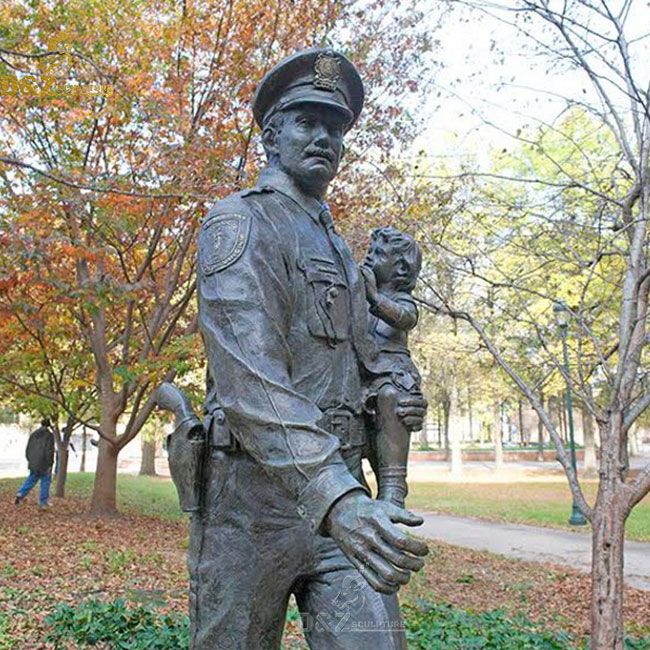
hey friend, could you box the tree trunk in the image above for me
[442,397,451,461]
[582,403,597,478]
[537,394,545,461]
[449,386,463,478]
[55,445,69,498]
[518,399,525,445]
[436,406,442,448]
[494,402,503,469]
[80,426,87,472]
[90,436,119,516]
[140,436,157,476]
[558,396,567,442]
[54,419,74,498]
[590,431,626,650]
[467,384,474,442]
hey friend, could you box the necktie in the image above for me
[318,204,379,366]
[319,204,335,235]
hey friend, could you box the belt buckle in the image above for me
[329,410,353,450]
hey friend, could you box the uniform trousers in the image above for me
[188,449,406,649]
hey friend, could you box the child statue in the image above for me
[360,227,423,508]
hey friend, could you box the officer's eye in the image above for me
[297,116,314,127]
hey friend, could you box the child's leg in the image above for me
[375,384,410,508]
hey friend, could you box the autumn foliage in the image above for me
[0,0,436,514]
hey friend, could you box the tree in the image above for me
[0,274,97,497]
[0,0,440,515]
[410,2,650,646]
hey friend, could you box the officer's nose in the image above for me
[312,123,331,148]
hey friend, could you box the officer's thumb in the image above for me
[384,503,424,528]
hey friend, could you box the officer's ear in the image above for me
[262,124,280,162]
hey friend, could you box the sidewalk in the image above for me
[414,512,650,591]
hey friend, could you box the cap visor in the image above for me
[274,87,354,125]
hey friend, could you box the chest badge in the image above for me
[199,213,251,275]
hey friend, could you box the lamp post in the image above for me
[553,301,588,526]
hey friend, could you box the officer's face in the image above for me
[270,105,346,196]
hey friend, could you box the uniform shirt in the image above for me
[197,166,380,532]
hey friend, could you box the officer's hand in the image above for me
[325,491,428,594]
[397,392,428,432]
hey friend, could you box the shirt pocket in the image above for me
[298,256,350,345]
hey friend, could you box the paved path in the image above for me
[414,512,650,591]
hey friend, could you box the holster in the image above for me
[167,416,206,513]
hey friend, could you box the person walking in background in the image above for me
[14,418,55,510]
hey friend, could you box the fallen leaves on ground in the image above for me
[1,492,648,648]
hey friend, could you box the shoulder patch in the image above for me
[199,213,251,275]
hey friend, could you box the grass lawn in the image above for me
[6,472,647,540]
[1,472,183,521]
[1,473,649,648]
[407,480,650,542]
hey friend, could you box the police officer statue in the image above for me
[188,49,428,649]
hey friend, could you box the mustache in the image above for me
[304,147,336,162]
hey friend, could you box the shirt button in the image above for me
[297,506,306,517]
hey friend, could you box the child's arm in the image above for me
[359,267,418,331]
[370,293,418,331]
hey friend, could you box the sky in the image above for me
[413,0,650,168]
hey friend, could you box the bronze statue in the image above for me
[159,48,428,650]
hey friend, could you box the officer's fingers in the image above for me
[348,554,399,595]
[397,396,427,408]
[369,533,425,572]
[402,418,424,432]
[358,548,411,587]
[397,405,426,418]
[377,520,429,558]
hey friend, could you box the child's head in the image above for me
[365,227,422,292]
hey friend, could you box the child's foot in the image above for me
[38,502,49,511]
[14,495,24,506]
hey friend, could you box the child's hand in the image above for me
[360,265,379,305]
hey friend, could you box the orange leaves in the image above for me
[58,243,99,263]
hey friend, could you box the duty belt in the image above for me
[208,407,366,453]
[318,408,366,450]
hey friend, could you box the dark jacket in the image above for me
[25,426,54,475]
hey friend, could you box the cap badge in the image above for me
[313,52,341,92]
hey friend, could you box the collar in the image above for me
[256,166,325,223]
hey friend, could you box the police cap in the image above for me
[253,48,364,132]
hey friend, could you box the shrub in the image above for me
[44,598,189,649]
[404,601,574,649]
[0,612,13,650]
[44,597,650,649]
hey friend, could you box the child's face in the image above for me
[370,245,413,290]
